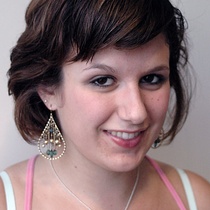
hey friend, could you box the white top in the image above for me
[0,171,16,210]
[176,168,197,210]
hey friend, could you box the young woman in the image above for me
[1,0,210,209]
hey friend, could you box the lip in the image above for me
[104,129,144,149]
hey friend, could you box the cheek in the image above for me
[63,88,112,123]
[146,90,170,121]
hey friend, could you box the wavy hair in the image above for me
[8,0,191,143]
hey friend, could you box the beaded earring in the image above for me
[38,112,66,160]
[151,128,164,149]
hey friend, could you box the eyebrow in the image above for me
[83,63,169,73]
[83,64,116,73]
[148,65,170,73]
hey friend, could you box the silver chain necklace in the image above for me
[50,161,139,210]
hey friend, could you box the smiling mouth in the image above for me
[106,130,141,140]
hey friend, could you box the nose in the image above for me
[117,84,148,125]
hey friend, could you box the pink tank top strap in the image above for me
[146,156,186,210]
[24,155,38,210]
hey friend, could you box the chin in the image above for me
[101,153,145,172]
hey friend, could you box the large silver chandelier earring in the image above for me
[152,128,164,149]
[38,111,66,160]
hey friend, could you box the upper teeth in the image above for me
[108,131,140,140]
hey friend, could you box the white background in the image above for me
[0,0,210,181]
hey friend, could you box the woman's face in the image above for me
[51,34,170,172]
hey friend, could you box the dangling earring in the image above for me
[38,111,66,160]
[152,128,164,149]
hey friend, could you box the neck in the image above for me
[50,154,143,210]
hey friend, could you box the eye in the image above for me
[141,74,164,85]
[90,76,115,87]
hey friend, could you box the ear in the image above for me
[37,85,59,111]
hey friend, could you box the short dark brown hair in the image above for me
[8,0,191,144]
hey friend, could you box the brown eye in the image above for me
[91,76,115,87]
[97,77,110,85]
[141,74,164,85]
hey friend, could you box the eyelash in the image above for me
[140,74,165,85]
[90,74,166,88]
[90,76,116,88]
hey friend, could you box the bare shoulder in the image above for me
[6,159,28,184]
[185,170,210,209]
[0,160,29,209]
[155,159,210,209]
[155,160,190,204]
[0,175,7,210]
